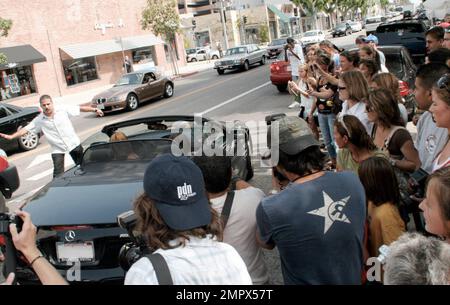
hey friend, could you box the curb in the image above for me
[171,71,200,80]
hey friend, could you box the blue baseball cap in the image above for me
[363,34,379,44]
[143,154,211,231]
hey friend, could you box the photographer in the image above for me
[125,154,252,285]
[1,211,68,285]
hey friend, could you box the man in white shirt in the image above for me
[0,95,104,177]
[286,37,305,109]
[414,63,450,173]
[193,155,269,284]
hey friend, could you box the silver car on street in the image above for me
[214,44,266,75]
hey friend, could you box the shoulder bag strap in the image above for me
[221,191,235,229]
[145,253,173,285]
[383,126,407,151]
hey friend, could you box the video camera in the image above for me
[116,210,149,271]
[0,163,21,284]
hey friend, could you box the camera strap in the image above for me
[145,253,173,285]
[221,191,235,229]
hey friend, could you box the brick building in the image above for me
[0,0,186,107]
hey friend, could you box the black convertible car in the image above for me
[0,104,41,152]
[12,115,253,284]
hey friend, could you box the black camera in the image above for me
[116,210,148,271]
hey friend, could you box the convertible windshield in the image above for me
[115,73,142,86]
[225,47,247,55]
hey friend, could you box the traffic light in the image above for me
[294,8,298,17]
[243,16,247,24]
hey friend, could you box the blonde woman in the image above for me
[288,64,319,139]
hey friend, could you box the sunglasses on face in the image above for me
[365,104,374,112]
[437,74,450,92]
[338,86,346,91]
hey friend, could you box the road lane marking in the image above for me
[8,69,265,164]
[198,81,271,116]
[27,168,53,181]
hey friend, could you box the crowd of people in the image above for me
[1,29,450,286]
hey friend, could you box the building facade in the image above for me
[0,0,186,107]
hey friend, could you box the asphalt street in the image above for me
[2,32,363,284]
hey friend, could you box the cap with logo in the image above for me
[363,34,379,45]
[267,116,320,156]
[143,154,211,231]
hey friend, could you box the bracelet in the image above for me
[30,254,44,267]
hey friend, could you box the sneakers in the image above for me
[288,101,301,109]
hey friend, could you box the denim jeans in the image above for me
[318,113,337,159]
[51,145,83,178]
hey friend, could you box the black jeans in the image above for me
[51,145,83,178]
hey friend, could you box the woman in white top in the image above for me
[430,74,450,172]
[359,45,388,73]
[289,64,320,140]
[338,70,373,135]
[125,154,252,285]
[371,73,409,126]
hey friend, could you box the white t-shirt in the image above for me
[377,50,386,66]
[287,44,305,77]
[25,105,80,154]
[210,187,268,285]
[416,111,449,173]
[298,80,316,118]
[125,235,252,285]
[339,101,373,135]
[398,102,408,126]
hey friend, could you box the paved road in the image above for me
[2,32,362,284]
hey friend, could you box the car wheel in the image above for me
[217,68,224,75]
[126,94,139,111]
[212,55,218,60]
[164,83,174,98]
[191,58,197,62]
[242,61,249,71]
[276,84,288,92]
[18,128,39,151]
[260,56,266,65]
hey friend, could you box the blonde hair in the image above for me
[372,73,402,103]
[110,131,128,142]
[341,70,369,102]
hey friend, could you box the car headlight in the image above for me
[234,60,241,64]
[109,96,121,102]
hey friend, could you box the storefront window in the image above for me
[132,47,156,65]
[62,56,98,86]
[0,65,37,101]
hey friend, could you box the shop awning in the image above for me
[60,35,165,59]
[267,4,290,23]
[0,45,46,69]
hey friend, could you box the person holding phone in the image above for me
[286,37,305,109]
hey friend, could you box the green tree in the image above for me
[0,17,12,64]
[291,0,327,30]
[259,24,269,43]
[141,0,181,74]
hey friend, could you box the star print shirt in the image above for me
[256,171,366,285]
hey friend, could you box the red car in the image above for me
[270,54,291,92]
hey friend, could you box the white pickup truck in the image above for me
[186,48,221,62]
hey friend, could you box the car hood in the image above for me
[92,85,136,99]
[23,171,144,226]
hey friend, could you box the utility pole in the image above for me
[219,0,229,49]
[237,0,246,45]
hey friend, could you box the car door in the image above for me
[0,106,19,151]
[197,49,207,61]
[135,73,154,102]
[146,72,165,99]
